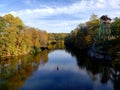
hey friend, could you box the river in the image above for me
[0,44,119,90]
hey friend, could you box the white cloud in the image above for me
[6,0,120,19]
[1,0,120,32]
[109,0,120,8]
[25,19,84,33]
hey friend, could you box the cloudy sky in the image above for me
[0,0,120,33]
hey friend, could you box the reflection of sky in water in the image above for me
[20,50,114,90]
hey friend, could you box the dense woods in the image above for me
[47,33,68,50]
[65,14,99,49]
[0,14,68,57]
[48,33,68,44]
[0,13,120,58]
[64,14,120,56]
[0,14,48,57]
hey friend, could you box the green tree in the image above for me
[111,17,120,37]
[89,13,98,20]
[65,14,99,49]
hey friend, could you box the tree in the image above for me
[0,16,6,31]
[111,17,120,37]
[65,14,99,49]
[0,14,48,56]
[89,13,98,20]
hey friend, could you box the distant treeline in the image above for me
[64,14,120,54]
[0,14,48,57]
[48,33,68,44]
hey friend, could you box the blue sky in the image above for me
[0,0,120,33]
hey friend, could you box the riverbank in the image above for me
[64,40,120,63]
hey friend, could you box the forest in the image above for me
[0,14,68,57]
[48,33,68,44]
[0,14,48,57]
[64,14,120,59]
[0,14,120,59]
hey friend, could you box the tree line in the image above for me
[64,14,120,54]
[48,33,68,44]
[0,14,48,57]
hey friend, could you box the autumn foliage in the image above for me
[0,14,48,57]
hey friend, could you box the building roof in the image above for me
[100,15,111,21]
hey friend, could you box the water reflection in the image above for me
[0,50,48,90]
[65,47,120,90]
[20,48,119,90]
[0,44,119,90]
[20,50,86,90]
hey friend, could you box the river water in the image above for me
[0,45,119,90]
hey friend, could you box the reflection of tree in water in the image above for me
[65,47,120,90]
[65,46,89,69]
[100,67,111,83]
[39,50,48,64]
[111,63,120,90]
[0,50,49,90]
